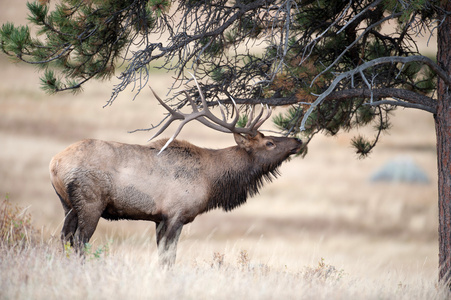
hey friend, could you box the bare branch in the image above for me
[332,89,436,113]
[311,11,404,86]
[366,99,433,112]
[301,55,443,130]
[336,0,383,34]
[217,87,436,113]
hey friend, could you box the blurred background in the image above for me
[0,0,439,279]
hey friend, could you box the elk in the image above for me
[49,81,302,266]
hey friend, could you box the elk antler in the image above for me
[150,74,272,153]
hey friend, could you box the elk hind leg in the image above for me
[61,209,78,248]
[73,207,103,253]
[54,186,78,249]
[67,179,104,254]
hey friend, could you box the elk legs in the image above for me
[74,206,103,252]
[155,219,183,266]
[61,209,78,248]
[60,207,102,254]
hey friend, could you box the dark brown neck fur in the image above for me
[206,147,282,212]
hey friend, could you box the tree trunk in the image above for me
[436,1,451,284]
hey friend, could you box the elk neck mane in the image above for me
[206,147,283,212]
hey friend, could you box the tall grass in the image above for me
[1,197,449,300]
[1,242,449,299]
[0,195,38,249]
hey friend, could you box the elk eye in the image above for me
[266,141,275,147]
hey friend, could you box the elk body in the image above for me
[50,83,302,265]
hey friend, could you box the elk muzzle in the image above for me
[290,138,303,154]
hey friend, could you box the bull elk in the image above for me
[49,81,302,266]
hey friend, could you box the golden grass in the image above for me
[0,197,448,300]
[0,229,449,300]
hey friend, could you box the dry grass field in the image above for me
[0,1,448,299]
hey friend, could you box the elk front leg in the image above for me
[155,219,183,267]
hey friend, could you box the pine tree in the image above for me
[1,0,450,284]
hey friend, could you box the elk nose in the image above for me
[295,138,302,144]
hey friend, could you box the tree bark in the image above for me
[436,1,451,284]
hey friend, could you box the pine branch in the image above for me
[301,55,444,130]
[311,11,404,86]
[217,87,436,113]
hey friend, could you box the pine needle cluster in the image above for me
[0,0,161,93]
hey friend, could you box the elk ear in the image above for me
[234,133,253,152]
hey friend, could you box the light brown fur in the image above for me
[50,132,302,265]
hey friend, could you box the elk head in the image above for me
[234,131,302,164]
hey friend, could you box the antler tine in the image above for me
[217,100,227,122]
[148,86,184,141]
[188,71,240,131]
[245,105,254,128]
[237,104,272,135]
[246,104,265,130]
[227,94,239,119]
[150,87,182,117]
[157,117,190,154]
[226,95,240,128]
[148,116,178,142]
[189,72,208,109]
[182,90,200,112]
[254,104,272,130]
